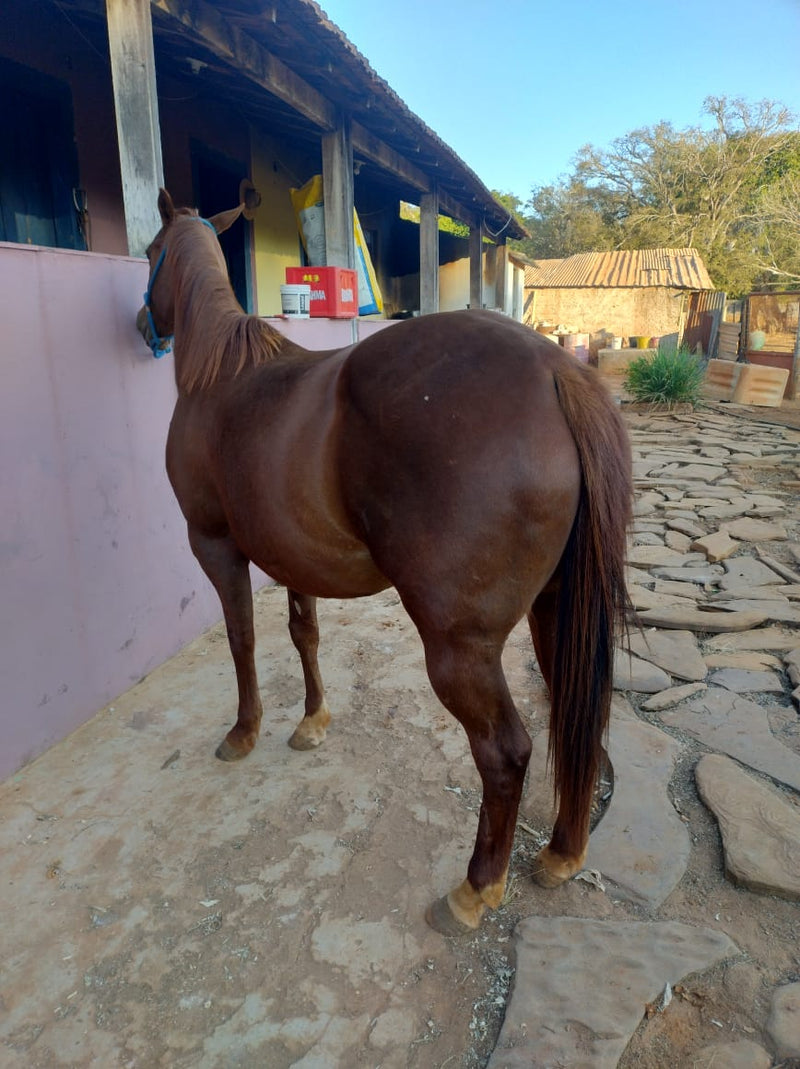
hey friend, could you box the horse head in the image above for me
[136,187,259,358]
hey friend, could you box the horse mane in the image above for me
[167,211,284,393]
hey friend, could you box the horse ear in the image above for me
[207,204,244,235]
[158,188,176,226]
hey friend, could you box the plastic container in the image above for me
[285,267,358,318]
[561,333,590,363]
[280,283,311,318]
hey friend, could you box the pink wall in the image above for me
[0,243,226,779]
[264,316,395,349]
[0,244,397,781]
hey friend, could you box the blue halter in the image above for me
[143,216,217,359]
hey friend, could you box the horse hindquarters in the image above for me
[534,362,632,885]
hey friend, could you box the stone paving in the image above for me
[493,406,800,1068]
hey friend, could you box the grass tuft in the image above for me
[623,345,705,406]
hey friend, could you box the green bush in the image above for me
[623,346,705,406]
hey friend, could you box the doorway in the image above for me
[191,144,251,311]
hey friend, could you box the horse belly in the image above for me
[246,534,390,599]
[225,488,391,600]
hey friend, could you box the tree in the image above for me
[522,97,800,295]
[750,137,800,287]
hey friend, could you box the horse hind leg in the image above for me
[286,591,331,750]
[421,634,532,935]
[527,574,559,694]
[188,528,263,761]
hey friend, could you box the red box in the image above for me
[285,266,358,318]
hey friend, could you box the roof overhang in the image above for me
[59,0,526,239]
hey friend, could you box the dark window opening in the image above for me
[0,58,84,250]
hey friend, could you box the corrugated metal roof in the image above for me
[524,258,564,287]
[524,249,714,290]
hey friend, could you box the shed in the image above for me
[523,249,716,352]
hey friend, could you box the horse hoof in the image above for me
[425,895,477,937]
[288,704,331,750]
[215,737,251,762]
[530,864,568,889]
[287,728,324,751]
[531,845,582,888]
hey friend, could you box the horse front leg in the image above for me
[188,528,262,761]
[421,635,532,935]
[286,591,331,750]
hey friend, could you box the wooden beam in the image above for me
[351,121,429,194]
[438,189,477,230]
[322,117,355,269]
[151,0,480,228]
[107,0,164,256]
[420,187,439,315]
[469,222,483,310]
[151,0,336,130]
[351,122,474,224]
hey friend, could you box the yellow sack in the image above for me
[353,208,382,315]
[290,175,383,315]
[290,175,326,265]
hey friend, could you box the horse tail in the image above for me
[547,360,632,836]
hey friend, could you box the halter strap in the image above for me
[144,216,217,359]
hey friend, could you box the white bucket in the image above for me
[280,283,311,318]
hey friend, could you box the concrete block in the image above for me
[732,364,789,408]
[703,359,741,400]
[597,348,657,378]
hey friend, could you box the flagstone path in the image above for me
[497,405,800,1069]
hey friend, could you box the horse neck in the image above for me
[170,235,245,389]
[172,246,241,344]
[167,225,282,393]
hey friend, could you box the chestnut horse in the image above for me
[137,190,632,935]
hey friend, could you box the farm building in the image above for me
[1,0,524,780]
[523,248,716,353]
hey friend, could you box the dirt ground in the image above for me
[4,586,550,1069]
[4,402,800,1068]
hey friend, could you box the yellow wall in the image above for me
[439,258,470,311]
[250,132,313,316]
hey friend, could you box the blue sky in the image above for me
[320,0,800,203]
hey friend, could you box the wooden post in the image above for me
[791,296,800,401]
[420,187,439,315]
[495,242,508,314]
[106,0,164,256]
[485,244,497,307]
[469,221,483,310]
[322,117,355,268]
